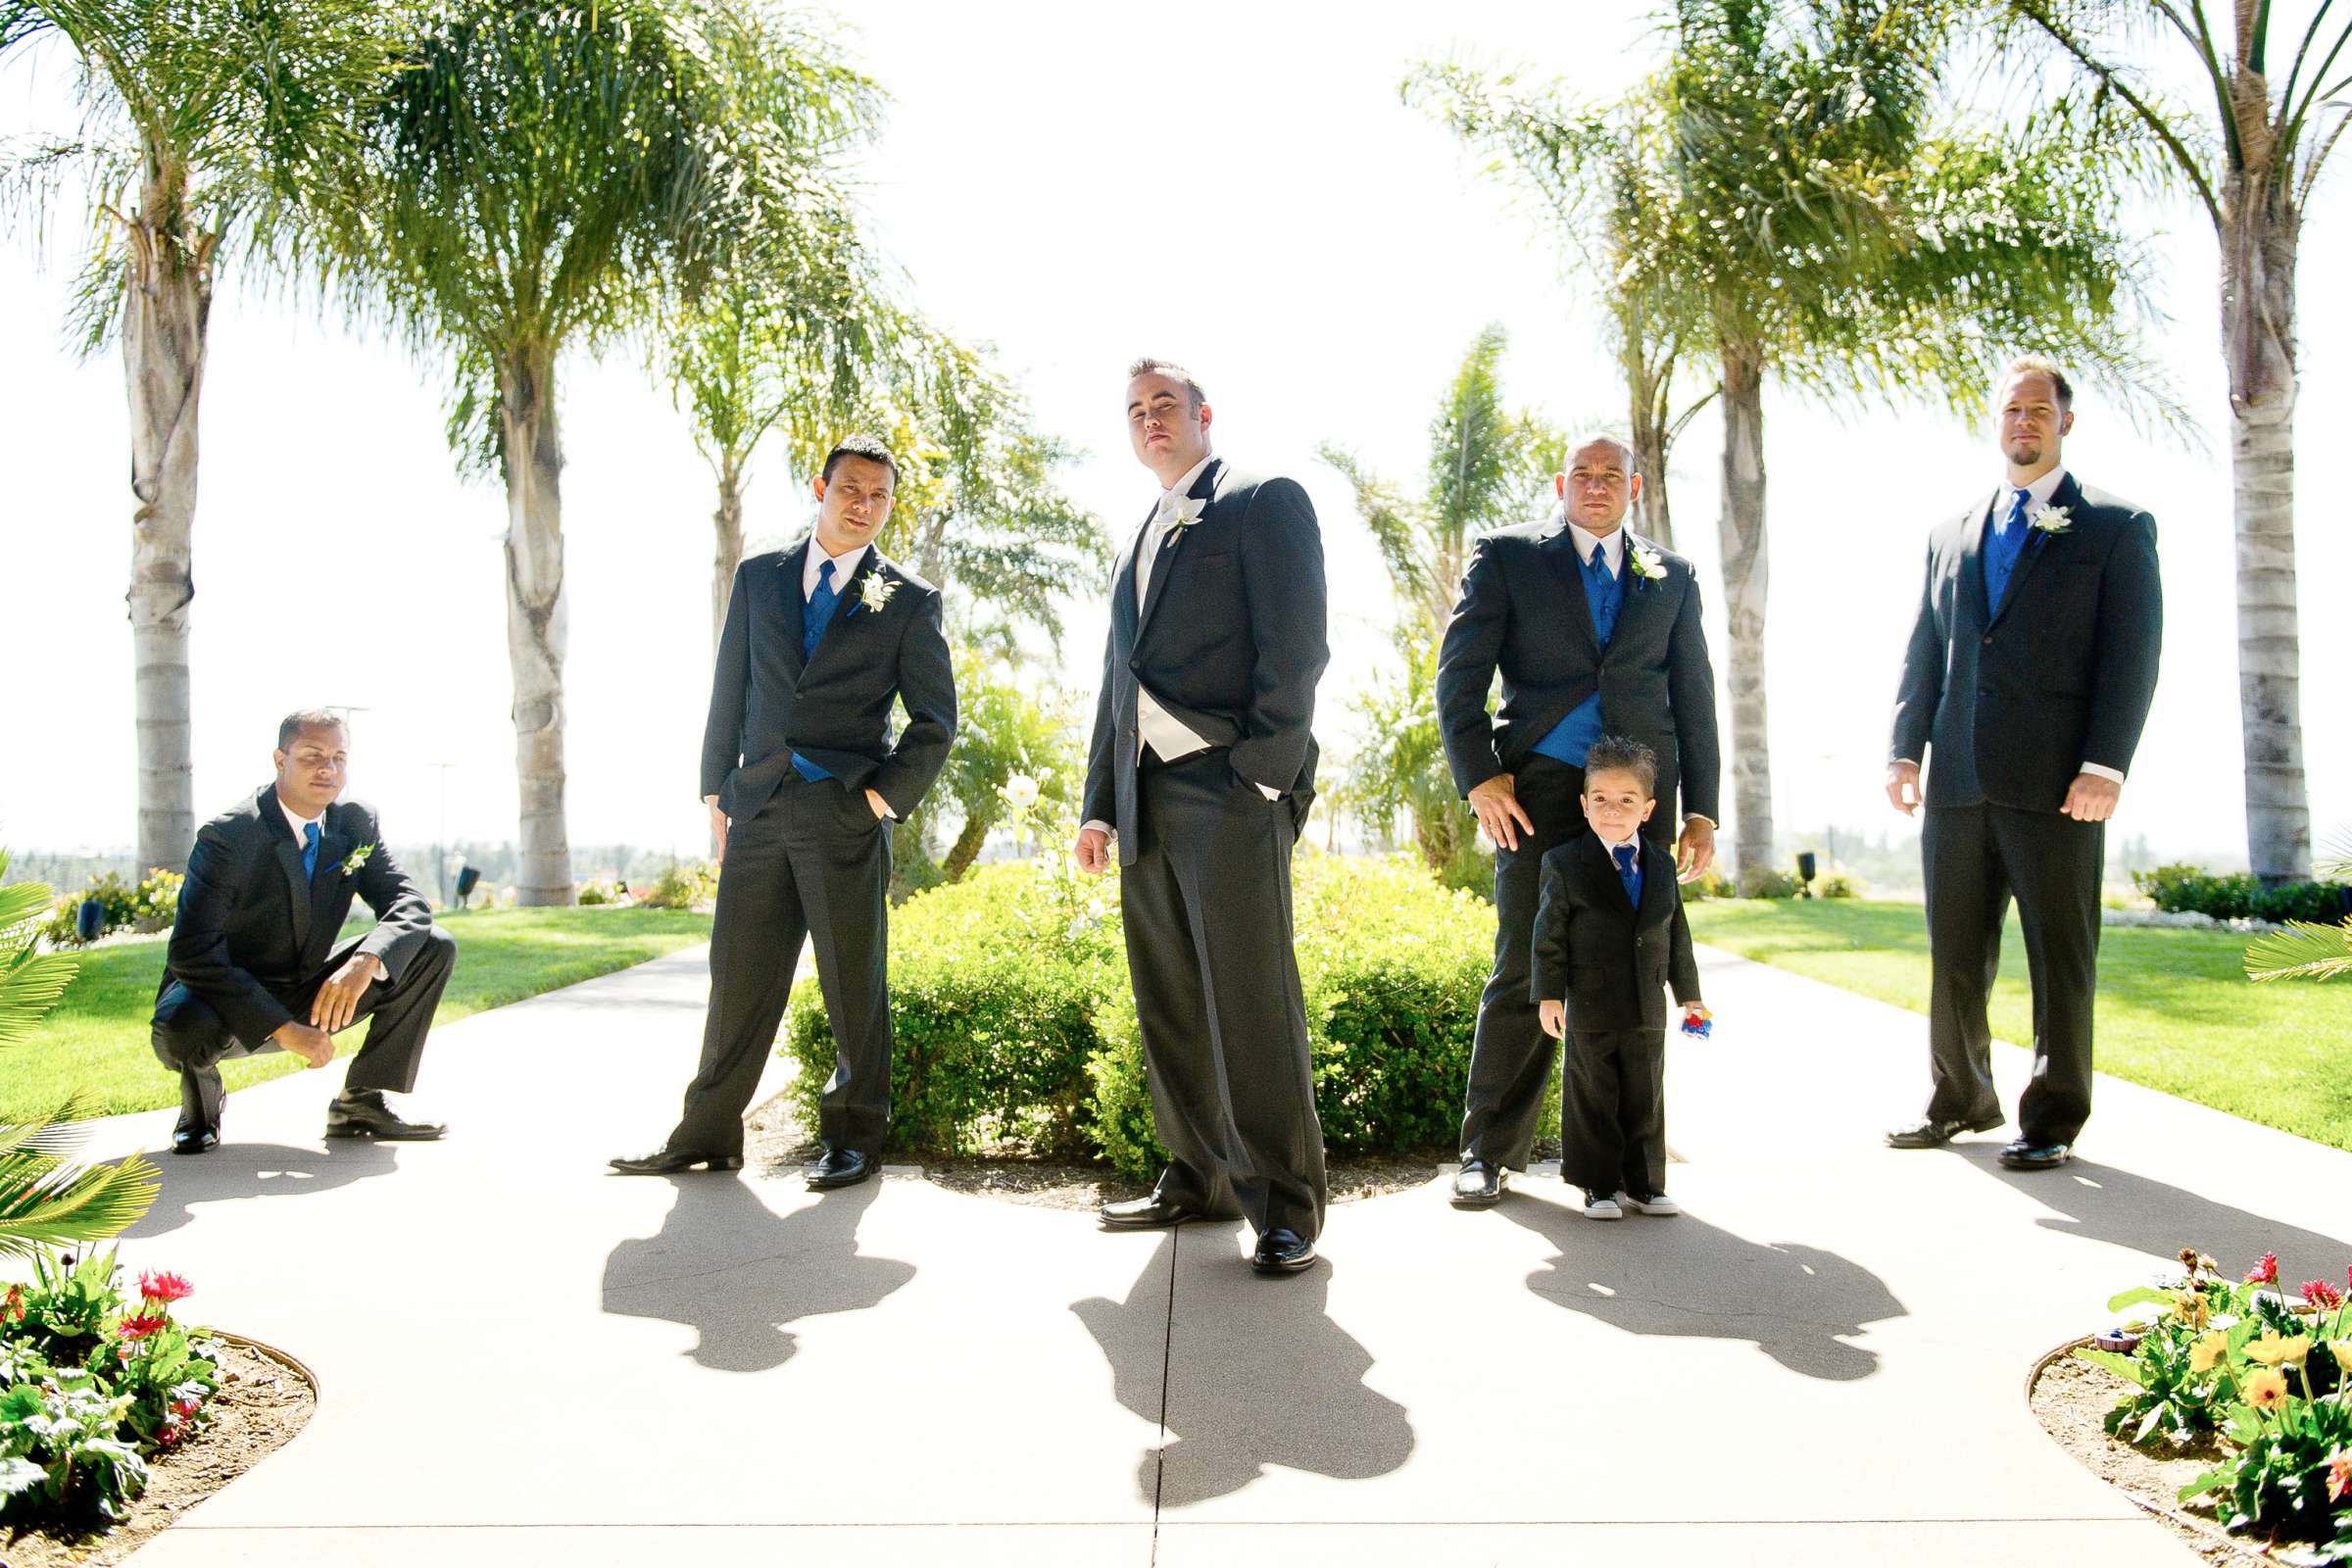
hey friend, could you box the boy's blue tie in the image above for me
[1984,487,2031,611]
[1612,841,1642,906]
[793,559,841,783]
[301,821,321,883]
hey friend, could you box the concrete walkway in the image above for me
[69,940,2350,1567]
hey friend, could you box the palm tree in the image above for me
[1321,324,1562,881]
[342,0,870,905]
[1417,2,2177,886]
[0,2,397,875]
[0,851,157,1252]
[1995,0,2348,886]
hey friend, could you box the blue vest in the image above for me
[1532,539,1631,768]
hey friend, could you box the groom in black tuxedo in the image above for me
[1077,358,1329,1277]
[1886,357,2162,1169]
[152,710,455,1153]
[612,434,956,1189]
[1435,434,1721,1206]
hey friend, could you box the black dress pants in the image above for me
[1922,803,2103,1146]
[150,925,457,1134]
[1121,748,1325,1242]
[668,775,896,1159]
[1562,1027,1667,1199]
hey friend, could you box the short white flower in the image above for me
[857,571,900,612]
[999,772,1040,811]
[1628,544,1668,581]
[2031,504,2073,535]
[1158,495,1206,545]
[340,842,375,876]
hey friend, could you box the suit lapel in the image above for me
[776,544,811,684]
[1957,489,1998,633]
[1604,531,1663,656]
[309,820,352,947]
[271,828,313,951]
[1634,838,1672,926]
[806,548,883,674]
[1988,471,2073,630]
[1537,521,1604,665]
[1580,833,1637,914]
[1135,457,1223,649]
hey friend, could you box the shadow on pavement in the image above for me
[126,1140,403,1239]
[600,1174,915,1373]
[1072,1225,1416,1509]
[1967,1153,2352,1285]
[1498,1192,1905,1381]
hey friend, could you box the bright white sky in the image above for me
[2,0,2345,870]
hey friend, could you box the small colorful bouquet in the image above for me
[1681,1004,1714,1039]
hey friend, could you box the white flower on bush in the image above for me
[999,772,1040,812]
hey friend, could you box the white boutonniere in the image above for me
[1158,496,1206,548]
[2031,504,2073,535]
[1627,543,1668,582]
[856,571,900,613]
[340,842,375,876]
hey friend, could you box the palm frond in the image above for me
[2244,919,2352,983]
[0,1150,160,1256]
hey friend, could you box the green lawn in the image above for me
[13,906,712,1122]
[1687,899,2352,1152]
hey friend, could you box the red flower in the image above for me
[2246,1251,2279,1286]
[158,1419,182,1446]
[137,1270,193,1304]
[2,1285,21,1322]
[172,1396,202,1418]
[2330,1451,2352,1504]
[2302,1279,2344,1310]
[117,1313,167,1342]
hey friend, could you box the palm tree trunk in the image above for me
[941,810,990,882]
[1716,345,1774,888]
[497,342,573,906]
[2221,182,2310,884]
[1629,382,1675,549]
[122,186,213,876]
[711,458,745,655]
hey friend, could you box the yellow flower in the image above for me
[2245,1367,2291,1412]
[2330,1341,2352,1374]
[2189,1331,2230,1375]
[2246,1333,2313,1366]
[2172,1290,2211,1329]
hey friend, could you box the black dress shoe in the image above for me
[1251,1228,1316,1276]
[608,1148,745,1175]
[1885,1113,2003,1149]
[1998,1139,2072,1170]
[807,1148,876,1191]
[324,1090,446,1142]
[1449,1159,1505,1207]
[171,1125,219,1156]
[1099,1192,1212,1227]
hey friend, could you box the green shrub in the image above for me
[635,860,714,910]
[1818,871,1865,900]
[38,869,183,948]
[2136,862,2349,923]
[784,852,1501,1180]
[1741,866,1803,899]
[1680,865,1734,902]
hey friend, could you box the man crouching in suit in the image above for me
[612,434,956,1190]
[152,710,456,1154]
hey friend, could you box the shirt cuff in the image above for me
[2080,762,2125,784]
[1681,813,1716,829]
[1258,783,1282,803]
[1081,819,1113,839]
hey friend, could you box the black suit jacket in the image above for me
[1436,520,1721,827]
[702,538,957,822]
[155,787,437,1046]
[1889,473,2162,810]
[1530,833,1702,1031]
[1080,458,1329,865]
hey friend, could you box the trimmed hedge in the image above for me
[781,852,1512,1179]
[2134,863,2350,924]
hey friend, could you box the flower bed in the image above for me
[2052,1248,2352,1561]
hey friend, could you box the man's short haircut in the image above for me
[1126,357,1207,410]
[1998,354,2075,412]
[1565,430,1640,474]
[821,433,900,487]
[1584,735,1659,798]
[278,709,347,752]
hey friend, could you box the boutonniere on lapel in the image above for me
[1159,496,1206,550]
[2030,504,2073,535]
[340,842,375,877]
[1626,542,1668,584]
[854,571,900,614]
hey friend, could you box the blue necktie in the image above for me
[1613,842,1642,906]
[792,559,841,783]
[1984,487,2030,611]
[1583,543,1622,647]
[301,822,320,883]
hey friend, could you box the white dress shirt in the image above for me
[1898,466,2122,785]
[1565,513,1625,574]
[275,791,324,848]
[804,537,869,599]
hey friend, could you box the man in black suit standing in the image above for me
[613,435,956,1190]
[1435,434,1721,1207]
[1076,359,1329,1277]
[152,710,455,1154]
[1886,357,2163,1170]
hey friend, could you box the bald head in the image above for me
[1555,432,1642,535]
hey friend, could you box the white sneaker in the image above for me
[1581,1190,1623,1220]
[1617,1190,1680,1216]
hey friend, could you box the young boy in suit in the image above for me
[1531,735,1709,1220]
